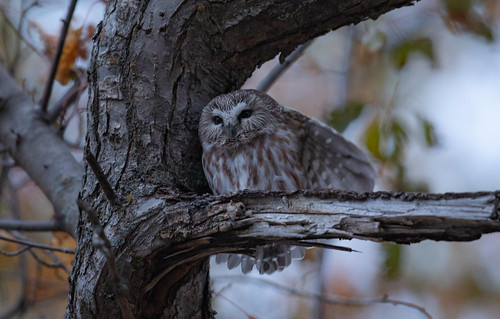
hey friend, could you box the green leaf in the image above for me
[421,117,438,147]
[382,243,401,278]
[444,0,472,14]
[363,118,383,160]
[391,38,435,69]
[391,120,408,144]
[470,18,494,42]
[384,119,409,162]
[423,121,438,147]
[328,101,365,133]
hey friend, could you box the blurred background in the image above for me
[1,0,500,318]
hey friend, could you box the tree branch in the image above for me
[140,190,500,290]
[39,0,79,113]
[45,76,87,122]
[0,234,75,254]
[84,150,118,205]
[214,275,433,319]
[0,64,82,236]
[256,41,312,92]
[0,219,61,232]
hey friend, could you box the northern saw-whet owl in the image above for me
[199,89,375,274]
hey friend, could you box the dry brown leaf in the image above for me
[30,22,95,84]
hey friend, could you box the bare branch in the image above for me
[44,249,72,274]
[0,234,75,254]
[0,7,47,64]
[214,276,433,319]
[216,294,256,318]
[0,219,60,232]
[0,246,29,257]
[39,0,79,113]
[160,190,500,254]
[139,190,500,292]
[84,151,119,205]
[28,249,71,274]
[256,41,312,92]
[0,64,82,236]
[46,77,87,122]
[294,241,358,252]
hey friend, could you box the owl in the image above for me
[199,89,375,274]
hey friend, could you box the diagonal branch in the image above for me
[84,150,119,205]
[0,64,82,236]
[256,41,312,92]
[39,0,79,113]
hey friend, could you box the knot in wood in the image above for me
[208,201,246,220]
[226,201,246,220]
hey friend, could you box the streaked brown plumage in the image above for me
[199,89,375,274]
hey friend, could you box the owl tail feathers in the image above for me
[215,253,255,274]
[215,244,305,275]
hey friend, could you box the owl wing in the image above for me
[283,106,376,192]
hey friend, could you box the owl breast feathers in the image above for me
[198,89,375,274]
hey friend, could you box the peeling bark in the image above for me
[128,190,500,292]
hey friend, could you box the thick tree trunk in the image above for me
[68,0,418,318]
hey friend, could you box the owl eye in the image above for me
[212,116,223,125]
[238,109,253,121]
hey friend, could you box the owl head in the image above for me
[199,89,283,148]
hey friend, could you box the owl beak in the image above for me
[226,124,238,139]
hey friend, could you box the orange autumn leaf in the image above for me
[30,23,95,84]
[56,25,95,84]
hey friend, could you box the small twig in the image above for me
[8,231,71,273]
[0,219,61,232]
[10,0,41,71]
[84,150,119,205]
[214,276,433,319]
[39,0,79,113]
[256,41,312,92]
[217,294,256,319]
[212,283,232,299]
[76,199,133,319]
[0,246,29,257]
[0,234,75,254]
[0,9,47,62]
[44,249,72,274]
[295,240,358,252]
[46,77,87,122]
[0,166,29,318]
[28,249,71,274]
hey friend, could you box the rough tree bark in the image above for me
[69,1,427,317]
